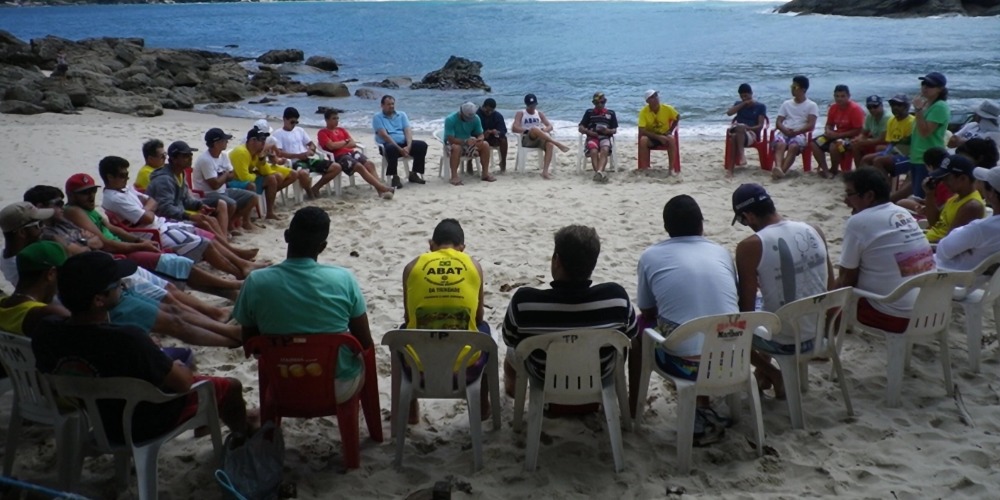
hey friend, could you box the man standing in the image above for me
[811,85,865,178]
[637,89,680,172]
[192,129,262,226]
[443,102,494,185]
[512,93,570,180]
[731,184,834,397]
[477,98,508,173]
[317,109,395,198]
[271,108,340,199]
[635,195,738,441]
[772,75,819,179]
[725,83,767,177]
[922,154,985,244]
[373,96,429,189]
[837,167,935,334]
[578,92,619,182]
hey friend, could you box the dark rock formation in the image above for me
[306,82,349,98]
[305,55,338,72]
[0,100,44,115]
[776,0,1000,17]
[354,88,381,100]
[256,49,304,64]
[412,56,491,91]
[316,106,345,115]
[365,76,412,89]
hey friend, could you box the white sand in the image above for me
[1,109,998,499]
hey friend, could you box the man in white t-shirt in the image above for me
[731,184,833,398]
[948,99,1000,150]
[192,128,260,231]
[936,165,1000,271]
[635,195,739,442]
[271,107,341,199]
[772,75,819,180]
[837,167,935,333]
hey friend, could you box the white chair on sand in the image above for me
[46,375,224,500]
[513,132,549,173]
[772,288,855,429]
[951,251,1000,373]
[433,129,483,178]
[850,271,974,407]
[381,329,500,472]
[514,329,631,473]
[0,332,83,489]
[376,141,411,182]
[633,312,780,475]
[576,134,617,173]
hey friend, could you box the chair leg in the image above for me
[961,304,984,373]
[524,385,545,472]
[938,330,954,397]
[831,351,854,417]
[113,451,130,492]
[336,397,362,469]
[361,350,384,442]
[57,414,86,490]
[133,445,161,500]
[513,365,528,432]
[601,382,625,473]
[466,381,484,472]
[3,409,23,476]
[726,393,741,427]
[748,380,765,458]
[675,389,697,475]
[885,334,908,407]
[394,379,412,467]
[775,355,804,429]
[488,358,502,432]
[634,351,654,427]
[614,363,632,431]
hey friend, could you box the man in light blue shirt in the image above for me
[373,95,429,189]
[443,102,494,186]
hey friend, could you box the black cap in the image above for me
[246,126,270,142]
[204,127,233,146]
[731,183,771,225]
[524,94,538,106]
[57,251,137,309]
[930,154,975,179]
[919,72,947,88]
[167,141,198,157]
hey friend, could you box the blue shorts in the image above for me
[752,336,815,356]
[226,180,253,191]
[153,253,193,281]
[891,156,912,177]
[654,349,699,381]
[254,176,266,194]
[110,288,161,333]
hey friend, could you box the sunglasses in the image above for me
[288,120,299,125]
[47,198,65,208]
[102,280,126,293]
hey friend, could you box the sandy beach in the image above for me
[1,108,998,499]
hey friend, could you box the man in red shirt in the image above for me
[811,84,865,178]
[317,109,395,199]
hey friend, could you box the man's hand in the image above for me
[136,240,159,252]
[401,145,411,157]
[198,205,215,215]
[465,137,479,146]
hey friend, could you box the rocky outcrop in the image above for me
[354,88,381,100]
[411,56,491,91]
[304,55,338,72]
[306,82,350,98]
[0,31,308,116]
[776,0,1000,17]
[256,49,303,65]
[365,76,412,89]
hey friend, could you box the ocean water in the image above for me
[2,1,998,137]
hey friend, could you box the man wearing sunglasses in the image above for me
[1,201,53,283]
[579,91,618,183]
[271,107,341,199]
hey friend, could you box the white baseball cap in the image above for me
[253,119,273,134]
[973,166,1000,191]
[644,89,658,101]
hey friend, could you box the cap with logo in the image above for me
[888,94,911,106]
[253,119,273,134]
[57,251,138,308]
[65,173,100,195]
[459,102,477,120]
[644,89,659,101]
[731,183,772,225]
[524,94,538,106]
[0,202,54,233]
[919,71,947,88]
[204,128,234,145]
[16,240,67,276]
[167,141,198,157]
[592,91,606,103]
[246,126,270,142]
[866,95,882,107]
[930,154,975,179]
[973,166,1000,191]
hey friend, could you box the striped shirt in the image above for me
[502,280,637,380]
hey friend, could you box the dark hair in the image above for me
[957,137,999,168]
[663,195,703,237]
[553,225,600,279]
[323,108,339,120]
[923,147,949,169]
[936,87,949,101]
[283,107,300,119]
[833,84,850,95]
[23,185,64,205]
[142,139,163,161]
[97,156,129,183]
[744,198,777,219]
[286,207,329,253]
[792,75,809,91]
[737,83,752,94]
[380,95,395,105]
[431,218,464,246]
[483,98,497,108]
[843,167,890,203]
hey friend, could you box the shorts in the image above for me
[293,158,333,174]
[813,135,839,152]
[258,163,293,178]
[856,297,909,334]
[335,150,369,175]
[773,131,807,149]
[160,225,210,262]
[123,271,168,302]
[176,375,234,425]
[459,143,479,158]
[124,252,193,282]
[654,349,700,381]
[226,180,254,191]
[752,336,815,356]
[485,134,505,147]
[891,156,912,177]
[110,288,162,333]
[204,188,256,211]
[646,135,671,149]
[585,137,612,152]
[521,133,543,148]
[729,127,757,146]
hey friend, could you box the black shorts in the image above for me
[485,134,504,147]
[647,136,670,148]
[813,135,840,152]
[334,151,368,175]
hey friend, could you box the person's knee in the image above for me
[639,136,649,148]
[477,142,489,153]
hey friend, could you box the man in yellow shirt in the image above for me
[865,94,916,178]
[134,139,165,190]
[229,127,310,219]
[637,89,680,171]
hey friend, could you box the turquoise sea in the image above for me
[2,1,999,136]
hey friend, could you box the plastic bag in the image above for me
[215,421,284,500]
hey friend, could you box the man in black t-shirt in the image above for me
[32,251,251,443]
[578,92,619,182]
[476,98,508,172]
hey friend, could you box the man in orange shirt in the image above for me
[317,109,395,199]
[811,85,865,178]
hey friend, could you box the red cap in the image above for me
[65,173,100,194]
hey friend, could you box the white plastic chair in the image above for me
[322,145,371,197]
[951,252,1000,372]
[513,131,550,173]
[514,329,631,473]
[771,288,854,429]
[46,375,225,500]
[850,271,974,407]
[634,312,780,474]
[376,140,411,182]
[433,129,483,178]
[0,332,83,489]
[381,329,501,472]
[576,134,617,173]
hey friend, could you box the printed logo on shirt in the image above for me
[420,257,469,286]
[894,247,935,277]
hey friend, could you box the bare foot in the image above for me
[557,144,570,153]
[481,175,496,182]
[499,163,507,173]
[449,177,463,186]
[265,214,280,221]
[541,171,553,180]
[771,167,786,180]
[725,170,734,180]
[235,248,259,260]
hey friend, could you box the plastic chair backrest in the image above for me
[182,168,206,198]
[970,251,1000,303]
[774,288,852,359]
[244,334,362,419]
[514,329,629,404]
[903,271,974,336]
[382,329,497,397]
[0,331,61,424]
[670,312,780,391]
